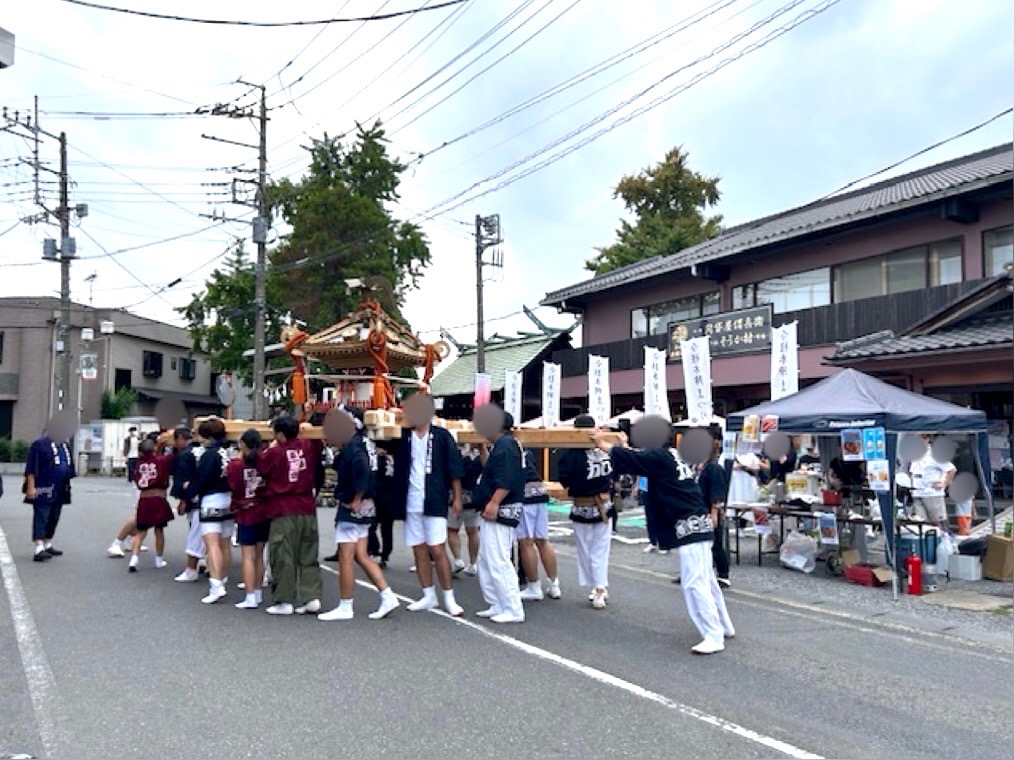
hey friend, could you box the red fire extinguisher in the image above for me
[906,554,923,596]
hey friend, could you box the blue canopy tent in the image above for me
[727,369,990,599]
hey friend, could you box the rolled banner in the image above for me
[542,362,561,428]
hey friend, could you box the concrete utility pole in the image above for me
[473,213,503,375]
[58,131,71,411]
[252,84,268,420]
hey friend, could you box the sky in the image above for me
[1,0,1012,360]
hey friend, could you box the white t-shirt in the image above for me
[910,452,956,498]
[407,430,428,514]
[126,434,139,459]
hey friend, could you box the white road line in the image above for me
[0,524,60,760]
[319,564,823,760]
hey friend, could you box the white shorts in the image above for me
[200,520,234,538]
[185,511,205,559]
[516,503,549,540]
[405,513,448,547]
[448,509,481,530]
[335,522,370,545]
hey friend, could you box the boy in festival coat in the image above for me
[257,415,324,616]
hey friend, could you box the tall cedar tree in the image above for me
[178,244,285,384]
[586,147,722,275]
[269,122,431,331]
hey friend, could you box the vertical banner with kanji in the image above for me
[503,370,523,424]
[680,336,713,426]
[643,347,670,420]
[587,355,611,426]
[473,373,492,409]
[542,362,561,428]
[770,321,799,401]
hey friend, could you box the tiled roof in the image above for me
[830,314,1012,361]
[429,333,570,398]
[543,143,1013,306]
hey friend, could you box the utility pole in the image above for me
[473,214,503,375]
[57,131,71,412]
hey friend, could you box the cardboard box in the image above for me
[842,549,894,585]
[983,535,1014,582]
[948,553,983,582]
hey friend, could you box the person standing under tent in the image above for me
[558,415,614,610]
[473,413,526,624]
[24,430,75,562]
[394,406,466,617]
[191,418,234,605]
[257,415,324,616]
[447,444,483,576]
[909,435,957,530]
[128,436,176,573]
[592,425,734,654]
[319,409,400,622]
[516,449,562,601]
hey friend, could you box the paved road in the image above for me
[1,478,1012,760]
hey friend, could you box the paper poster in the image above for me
[817,512,839,546]
[679,336,712,426]
[643,347,670,421]
[588,355,611,426]
[770,321,799,400]
[752,505,771,535]
[863,427,886,460]
[473,373,492,409]
[503,370,523,425]
[841,429,863,461]
[741,414,761,443]
[542,362,561,429]
[761,415,779,435]
[867,459,890,492]
[80,353,98,381]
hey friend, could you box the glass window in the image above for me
[835,257,883,302]
[984,226,1013,276]
[886,246,926,294]
[702,291,721,315]
[631,308,648,339]
[756,268,830,313]
[930,239,962,286]
[732,285,755,310]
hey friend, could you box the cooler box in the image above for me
[896,531,937,570]
[948,553,983,581]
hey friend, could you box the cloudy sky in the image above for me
[1,0,1011,353]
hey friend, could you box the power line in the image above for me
[75,222,234,260]
[60,0,470,27]
[76,226,176,307]
[266,0,355,86]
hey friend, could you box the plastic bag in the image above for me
[779,530,817,574]
[935,533,958,575]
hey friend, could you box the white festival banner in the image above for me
[643,347,671,421]
[503,370,523,424]
[542,362,562,428]
[680,336,713,426]
[587,355,612,426]
[770,321,799,401]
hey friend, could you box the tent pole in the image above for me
[885,432,899,602]
[973,432,995,533]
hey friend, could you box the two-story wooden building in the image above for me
[541,144,1013,426]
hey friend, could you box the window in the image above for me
[179,358,197,382]
[630,292,721,337]
[114,368,132,391]
[734,269,830,314]
[170,357,178,371]
[142,351,163,378]
[0,331,4,365]
[834,238,963,302]
[984,226,1013,276]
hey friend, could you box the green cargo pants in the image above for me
[268,514,322,605]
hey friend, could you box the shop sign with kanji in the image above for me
[667,305,772,362]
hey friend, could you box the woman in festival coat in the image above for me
[129,436,176,572]
[228,429,269,610]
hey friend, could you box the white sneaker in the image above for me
[266,603,294,616]
[444,599,465,618]
[476,607,499,618]
[235,598,259,610]
[520,584,544,602]
[691,639,725,655]
[592,589,607,610]
[588,589,611,602]
[643,544,657,554]
[657,549,669,555]
[295,599,321,615]
[154,557,168,569]
[546,579,562,599]
[128,555,139,573]
[318,604,353,621]
[174,568,200,583]
[452,558,466,574]
[407,594,439,612]
[201,585,227,604]
[369,595,400,620]
[490,612,525,624]
[237,582,246,590]
[107,542,125,558]
[724,629,736,640]
[139,545,150,553]
[408,565,417,572]
[463,564,477,576]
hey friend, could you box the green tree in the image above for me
[269,121,431,331]
[101,387,136,419]
[586,147,722,275]
[178,244,285,383]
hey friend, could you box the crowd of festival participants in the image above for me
[30,400,734,654]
